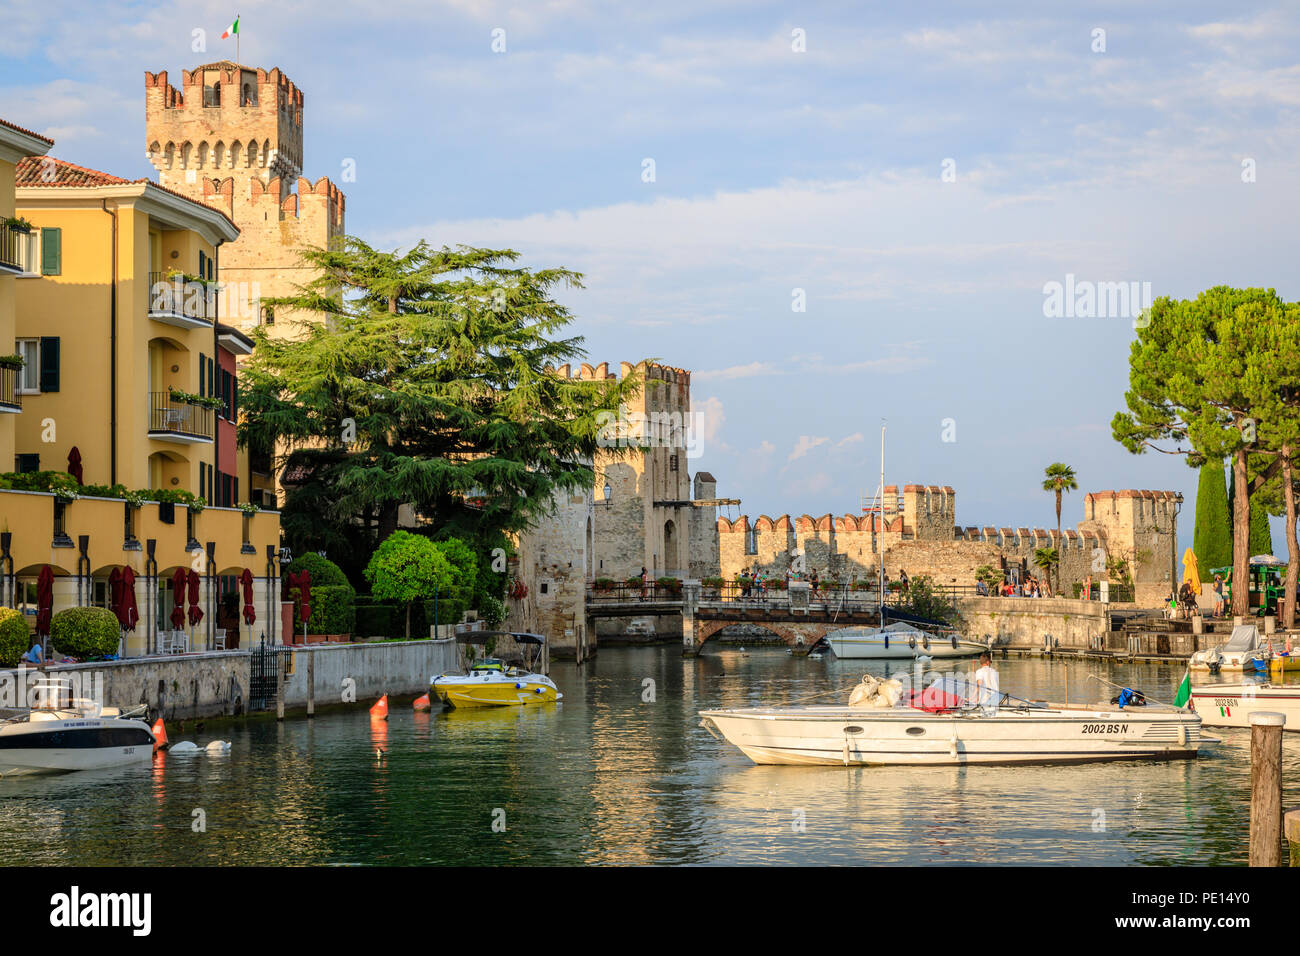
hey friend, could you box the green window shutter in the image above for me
[199,354,206,397]
[38,337,59,392]
[199,250,207,279]
[41,228,61,275]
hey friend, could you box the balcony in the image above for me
[0,366,18,413]
[148,391,214,444]
[0,223,38,276]
[148,272,216,329]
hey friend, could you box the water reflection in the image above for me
[0,647,1291,865]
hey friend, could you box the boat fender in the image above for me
[843,741,850,766]
[908,636,916,650]
[922,636,930,651]
[515,682,524,689]
[951,635,959,651]
[534,687,544,693]
[883,634,888,649]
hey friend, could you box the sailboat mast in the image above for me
[879,422,885,622]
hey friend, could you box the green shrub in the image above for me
[286,552,351,590]
[355,604,396,638]
[656,576,682,592]
[304,585,355,635]
[592,577,618,590]
[625,575,643,588]
[479,595,507,629]
[49,607,120,659]
[701,577,726,588]
[0,608,29,666]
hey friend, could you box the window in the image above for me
[15,339,38,392]
[14,454,39,473]
[41,227,61,276]
[38,336,59,392]
[262,305,274,326]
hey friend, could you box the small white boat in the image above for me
[1190,624,1268,672]
[1189,681,1300,730]
[825,621,986,660]
[700,675,1204,766]
[0,678,155,776]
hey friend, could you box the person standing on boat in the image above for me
[974,652,1000,711]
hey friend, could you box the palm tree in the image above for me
[1034,547,1059,597]
[1042,463,1078,593]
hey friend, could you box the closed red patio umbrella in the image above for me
[187,568,203,626]
[289,569,311,624]
[108,567,124,627]
[36,565,53,636]
[170,568,186,629]
[120,566,139,631]
[240,568,256,625]
[66,446,83,485]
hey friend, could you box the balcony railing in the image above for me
[0,366,19,412]
[148,272,216,328]
[0,223,37,275]
[148,392,214,443]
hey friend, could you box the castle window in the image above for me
[262,305,274,326]
[204,83,221,108]
[241,83,257,107]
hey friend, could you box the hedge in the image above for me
[286,553,351,590]
[0,608,28,666]
[303,584,356,635]
[50,607,120,659]
[355,604,396,638]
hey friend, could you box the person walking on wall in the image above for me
[640,566,648,601]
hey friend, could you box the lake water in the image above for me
[0,646,1293,866]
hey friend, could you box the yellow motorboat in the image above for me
[1269,654,1300,677]
[431,631,561,709]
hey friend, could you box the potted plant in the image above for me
[2,216,32,234]
[0,354,25,371]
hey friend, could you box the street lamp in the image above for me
[602,482,612,505]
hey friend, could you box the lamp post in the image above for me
[1171,492,1185,599]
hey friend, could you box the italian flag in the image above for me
[1173,668,1191,708]
[221,15,239,39]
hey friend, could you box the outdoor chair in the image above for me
[212,629,227,651]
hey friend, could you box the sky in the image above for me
[4,0,1299,558]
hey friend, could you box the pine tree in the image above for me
[240,238,636,575]
[1192,460,1232,579]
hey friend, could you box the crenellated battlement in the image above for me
[550,359,691,385]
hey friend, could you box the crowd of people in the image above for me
[975,573,1052,598]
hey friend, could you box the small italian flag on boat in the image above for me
[1173,668,1191,708]
[221,15,240,39]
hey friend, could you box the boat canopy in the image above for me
[1222,624,1263,652]
[454,629,548,646]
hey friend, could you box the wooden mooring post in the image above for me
[1249,711,1285,866]
[276,651,286,721]
[306,651,315,717]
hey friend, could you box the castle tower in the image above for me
[144,63,345,341]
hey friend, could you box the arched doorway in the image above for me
[663,519,678,577]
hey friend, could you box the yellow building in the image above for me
[0,130,284,657]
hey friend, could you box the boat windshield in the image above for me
[909,675,1044,712]
[470,659,504,672]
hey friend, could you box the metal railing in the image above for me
[0,223,35,273]
[148,271,215,323]
[0,366,19,411]
[586,582,684,604]
[148,391,214,441]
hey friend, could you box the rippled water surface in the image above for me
[0,647,1293,865]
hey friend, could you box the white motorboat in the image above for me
[1189,681,1300,730]
[0,678,155,776]
[825,621,986,660]
[699,674,1205,766]
[1190,624,1268,672]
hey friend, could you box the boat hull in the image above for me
[1189,683,1300,730]
[0,718,156,776]
[826,635,985,660]
[431,674,559,708]
[699,706,1203,766]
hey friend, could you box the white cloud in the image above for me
[788,435,829,462]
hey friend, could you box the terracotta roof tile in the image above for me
[0,117,54,147]
[15,156,238,232]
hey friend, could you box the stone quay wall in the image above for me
[957,597,1111,651]
[1,639,459,722]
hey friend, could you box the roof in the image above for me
[15,156,239,233]
[0,118,54,147]
[15,156,130,187]
[193,60,255,72]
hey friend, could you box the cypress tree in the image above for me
[1249,499,1274,556]
[1193,460,1232,579]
